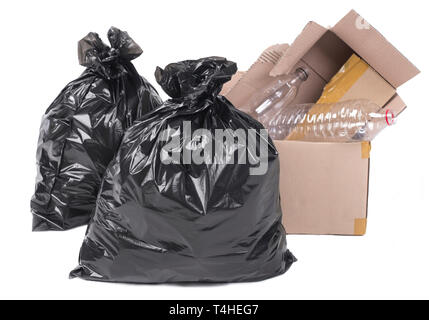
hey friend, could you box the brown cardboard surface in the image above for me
[340,65,396,107]
[225,44,289,111]
[300,31,354,82]
[316,53,370,104]
[275,140,369,235]
[264,30,356,113]
[271,10,420,88]
[332,10,420,88]
[220,71,244,96]
[316,54,396,107]
[382,94,407,117]
[270,22,327,77]
[272,30,354,84]
[263,10,419,119]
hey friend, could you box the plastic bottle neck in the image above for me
[289,68,308,86]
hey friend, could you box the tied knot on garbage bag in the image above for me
[155,57,237,101]
[78,27,143,79]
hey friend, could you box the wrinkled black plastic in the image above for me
[71,57,295,283]
[31,27,162,231]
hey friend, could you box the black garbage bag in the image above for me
[70,57,295,283]
[31,27,162,231]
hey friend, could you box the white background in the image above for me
[0,0,428,300]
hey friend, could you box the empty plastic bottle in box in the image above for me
[267,100,395,142]
[244,68,309,125]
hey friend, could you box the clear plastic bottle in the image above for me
[266,100,396,142]
[245,68,309,125]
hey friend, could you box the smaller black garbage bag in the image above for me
[70,57,295,283]
[31,27,162,231]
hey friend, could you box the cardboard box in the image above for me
[224,10,419,235]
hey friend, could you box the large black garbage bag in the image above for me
[31,27,162,231]
[70,57,295,283]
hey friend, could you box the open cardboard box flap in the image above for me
[332,10,420,88]
[271,10,420,88]
[267,10,420,115]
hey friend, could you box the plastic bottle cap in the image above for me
[296,68,309,81]
[385,109,395,126]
